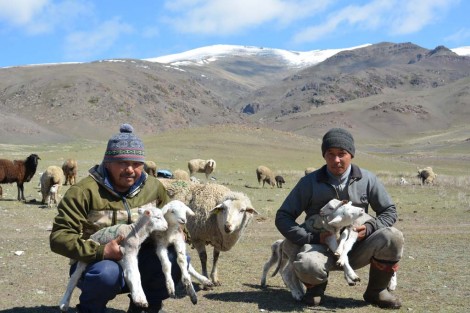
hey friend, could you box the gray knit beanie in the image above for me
[103,124,145,163]
[321,128,355,157]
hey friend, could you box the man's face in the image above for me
[104,161,144,192]
[323,148,352,176]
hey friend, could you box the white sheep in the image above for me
[58,206,168,312]
[187,159,216,179]
[261,199,371,301]
[173,169,190,181]
[40,166,64,206]
[160,180,258,285]
[256,165,275,188]
[150,200,213,305]
[144,161,157,177]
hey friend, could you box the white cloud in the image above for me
[0,0,93,35]
[292,0,460,44]
[64,18,133,61]
[163,0,332,35]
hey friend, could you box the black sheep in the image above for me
[275,175,286,188]
[0,154,41,201]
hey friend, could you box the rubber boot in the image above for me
[301,281,328,306]
[363,260,401,309]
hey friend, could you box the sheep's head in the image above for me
[326,203,364,227]
[210,193,258,234]
[320,199,348,216]
[161,200,195,226]
[139,207,168,232]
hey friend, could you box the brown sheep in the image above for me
[417,167,437,185]
[256,165,275,188]
[0,154,41,201]
[173,169,190,181]
[144,161,157,177]
[40,166,64,207]
[62,159,78,186]
[275,175,286,188]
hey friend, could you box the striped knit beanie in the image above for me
[103,124,145,162]
[321,128,355,157]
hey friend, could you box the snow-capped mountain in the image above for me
[145,44,372,68]
[146,43,470,68]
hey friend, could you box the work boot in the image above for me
[363,260,401,309]
[301,281,328,306]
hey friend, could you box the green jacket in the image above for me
[49,163,169,263]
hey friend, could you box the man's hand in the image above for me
[353,225,367,241]
[103,235,124,260]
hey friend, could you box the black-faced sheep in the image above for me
[417,167,437,185]
[40,166,65,207]
[275,175,286,188]
[188,159,216,179]
[0,153,41,201]
[62,159,78,186]
[144,161,157,177]
[160,179,258,286]
[256,165,275,188]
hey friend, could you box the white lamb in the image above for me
[150,199,212,305]
[187,159,216,179]
[48,183,60,208]
[40,166,64,207]
[58,206,168,312]
[261,199,370,301]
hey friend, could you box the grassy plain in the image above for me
[0,125,469,313]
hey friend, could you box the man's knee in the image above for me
[292,245,330,286]
[374,227,404,260]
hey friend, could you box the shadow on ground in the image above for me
[0,307,124,313]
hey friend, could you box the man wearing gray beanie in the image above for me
[276,127,403,309]
[50,124,181,313]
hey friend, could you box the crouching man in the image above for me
[275,128,404,309]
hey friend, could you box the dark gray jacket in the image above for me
[275,164,397,246]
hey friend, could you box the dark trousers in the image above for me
[71,244,185,313]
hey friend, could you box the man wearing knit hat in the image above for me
[50,124,178,313]
[275,128,404,309]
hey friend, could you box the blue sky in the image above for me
[1,0,469,67]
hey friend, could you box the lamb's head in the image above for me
[319,199,347,216]
[209,192,259,234]
[138,207,168,232]
[324,202,365,228]
[161,200,195,226]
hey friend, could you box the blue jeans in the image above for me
[72,243,185,313]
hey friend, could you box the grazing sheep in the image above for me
[261,199,373,301]
[40,166,65,206]
[417,166,437,185]
[160,180,259,285]
[256,165,275,188]
[151,200,212,305]
[275,175,286,188]
[187,159,216,179]
[144,161,157,177]
[0,153,41,201]
[399,177,409,185]
[173,169,190,181]
[62,159,78,186]
[304,167,316,176]
[59,206,168,312]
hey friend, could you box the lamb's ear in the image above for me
[137,207,146,215]
[209,203,224,215]
[245,207,259,215]
[328,215,343,225]
[185,206,195,216]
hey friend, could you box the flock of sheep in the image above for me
[0,153,439,309]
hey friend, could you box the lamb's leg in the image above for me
[335,228,350,256]
[261,240,282,287]
[210,248,221,286]
[174,241,197,305]
[324,233,338,252]
[59,261,87,312]
[193,241,209,278]
[156,246,176,298]
[188,263,213,289]
[280,262,304,301]
[120,253,148,308]
[337,231,361,285]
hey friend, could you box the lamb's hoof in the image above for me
[186,285,198,305]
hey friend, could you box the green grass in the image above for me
[0,125,469,312]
